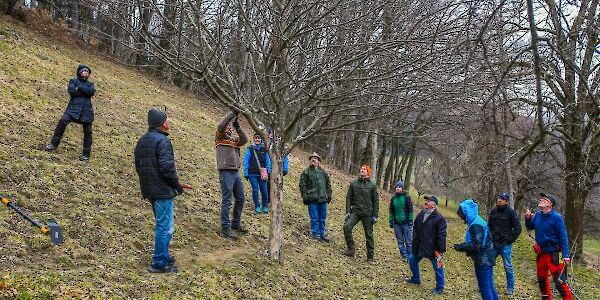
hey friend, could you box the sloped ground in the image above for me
[0,16,598,299]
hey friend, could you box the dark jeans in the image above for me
[393,222,412,259]
[51,113,92,156]
[248,175,268,209]
[307,202,328,237]
[409,254,445,291]
[219,170,245,230]
[475,265,499,300]
[343,213,374,259]
[151,199,174,268]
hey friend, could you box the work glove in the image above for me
[345,213,350,222]
[372,216,378,224]
[175,187,184,195]
[232,117,241,129]
[244,176,249,180]
[452,243,465,252]
[283,170,288,176]
[389,220,394,228]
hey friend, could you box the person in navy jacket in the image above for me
[46,64,96,161]
[525,193,573,300]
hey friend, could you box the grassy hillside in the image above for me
[0,16,598,299]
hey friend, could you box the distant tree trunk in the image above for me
[376,137,387,186]
[268,154,284,261]
[327,130,337,164]
[383,139,397,190]
[404,139,417,192]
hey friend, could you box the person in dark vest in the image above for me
[454,199,499,300]
[343,165,379,263]
[134,108,183,273]
[389,180,413,261]
[525,193,573,300]
[406,195,447,295]
[488,192,522,295]
[243,132,271,214]
[299,152,332,242]
[46,64,96,161]
[215,111,248,240]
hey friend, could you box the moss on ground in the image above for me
[0,15,598,299]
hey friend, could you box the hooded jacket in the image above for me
[455,199,496,267]
[65,64,95,122]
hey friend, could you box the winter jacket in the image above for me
[64,65,95,122]
[345,177,379,217]
[215,112,248,170]
[525,210,570,258]
[455,199,496,267]
[412,209,447,258]
[282,155,289,175]
[299,166,331,204]
[243,144,271,177]
[488,205,522,249]
[389,192,413,225]
[134,129,181,200]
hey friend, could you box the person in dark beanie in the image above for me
[389,180,413,261]
[454,199,499,300]
[525,193,573,300]
[343,165,379,263]
[243,132,271,214]
[406,195,447,295]
[46,64,96,161]
[299,152,332,241]
[134,108,183,273]
[215,111,248,240]
[488,192,522,295]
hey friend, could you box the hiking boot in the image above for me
[168,256,176,265]
[367,257,375,264]
[45,144,57,151]
[432,288,443,295]
[79,155,89,161]
[343,249,355,258]
[319,235,331,243]
[505,289,514,295]
[231,225,248,234]
[148,264,178,273]
[404,278,420,285]
[262,207,268,214]
[255,207,262,214]
[218,229,238,240]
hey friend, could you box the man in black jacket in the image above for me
[406,195,447,295]
[488,192,522,295]
[134,108,183,273]
[46,64,96,161]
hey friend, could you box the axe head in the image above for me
[47,219,62,246]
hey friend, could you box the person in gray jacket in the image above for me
[215,111,248,239]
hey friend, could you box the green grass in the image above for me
[0,15,599,299]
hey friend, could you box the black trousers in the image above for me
[50,113,93,156]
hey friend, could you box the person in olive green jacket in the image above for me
[299,152,332,242]
[343,165,379,263]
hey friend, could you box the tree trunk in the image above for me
[404,139,417,193]
[269,153,284,262]
[383,139,397,190]
[376,137,387,186]
[564,144,587,261]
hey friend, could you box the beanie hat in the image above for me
[361,165,372,177]
[499,192,510,201]
[540,193,557,207]
[148,108,167,128]
[395,181,404,189]
[424,195,439,205]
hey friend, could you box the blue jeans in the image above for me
[493,244,515,291]
[219,170,245,230]
[409,253,444,291]
[248,175,269,209]
[393,222,412,259]
[307,202,328,237]
[151,199,174,268]
[475,265,499,300]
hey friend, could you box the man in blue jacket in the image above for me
[134,108,183,273]
[454,199,499,300]
[46,65,96,161]
[525,193,573,300]
[243,133,271,214]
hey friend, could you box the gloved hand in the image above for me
[345,213,350,221]
[175,187,184,195]
[232,117,241,129]
[244,176,249,180]
[282,170,288,176]
[372,216,378,224]
[452,243,464,251]
[389,220,394,228]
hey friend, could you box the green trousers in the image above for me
[343,212,374,259]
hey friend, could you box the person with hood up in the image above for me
[453,199,499,300]
[46,64,96,161]
[343,165,379,263]
[525,193,573,300]
[243,132,271,214]
[405,195,447,295]
[389,180,413,261]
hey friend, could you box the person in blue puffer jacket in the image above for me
[453,199,499,300]
[243,133,271,214]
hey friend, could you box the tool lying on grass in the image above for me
[180,184,193,190]
[1,194,63,246]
